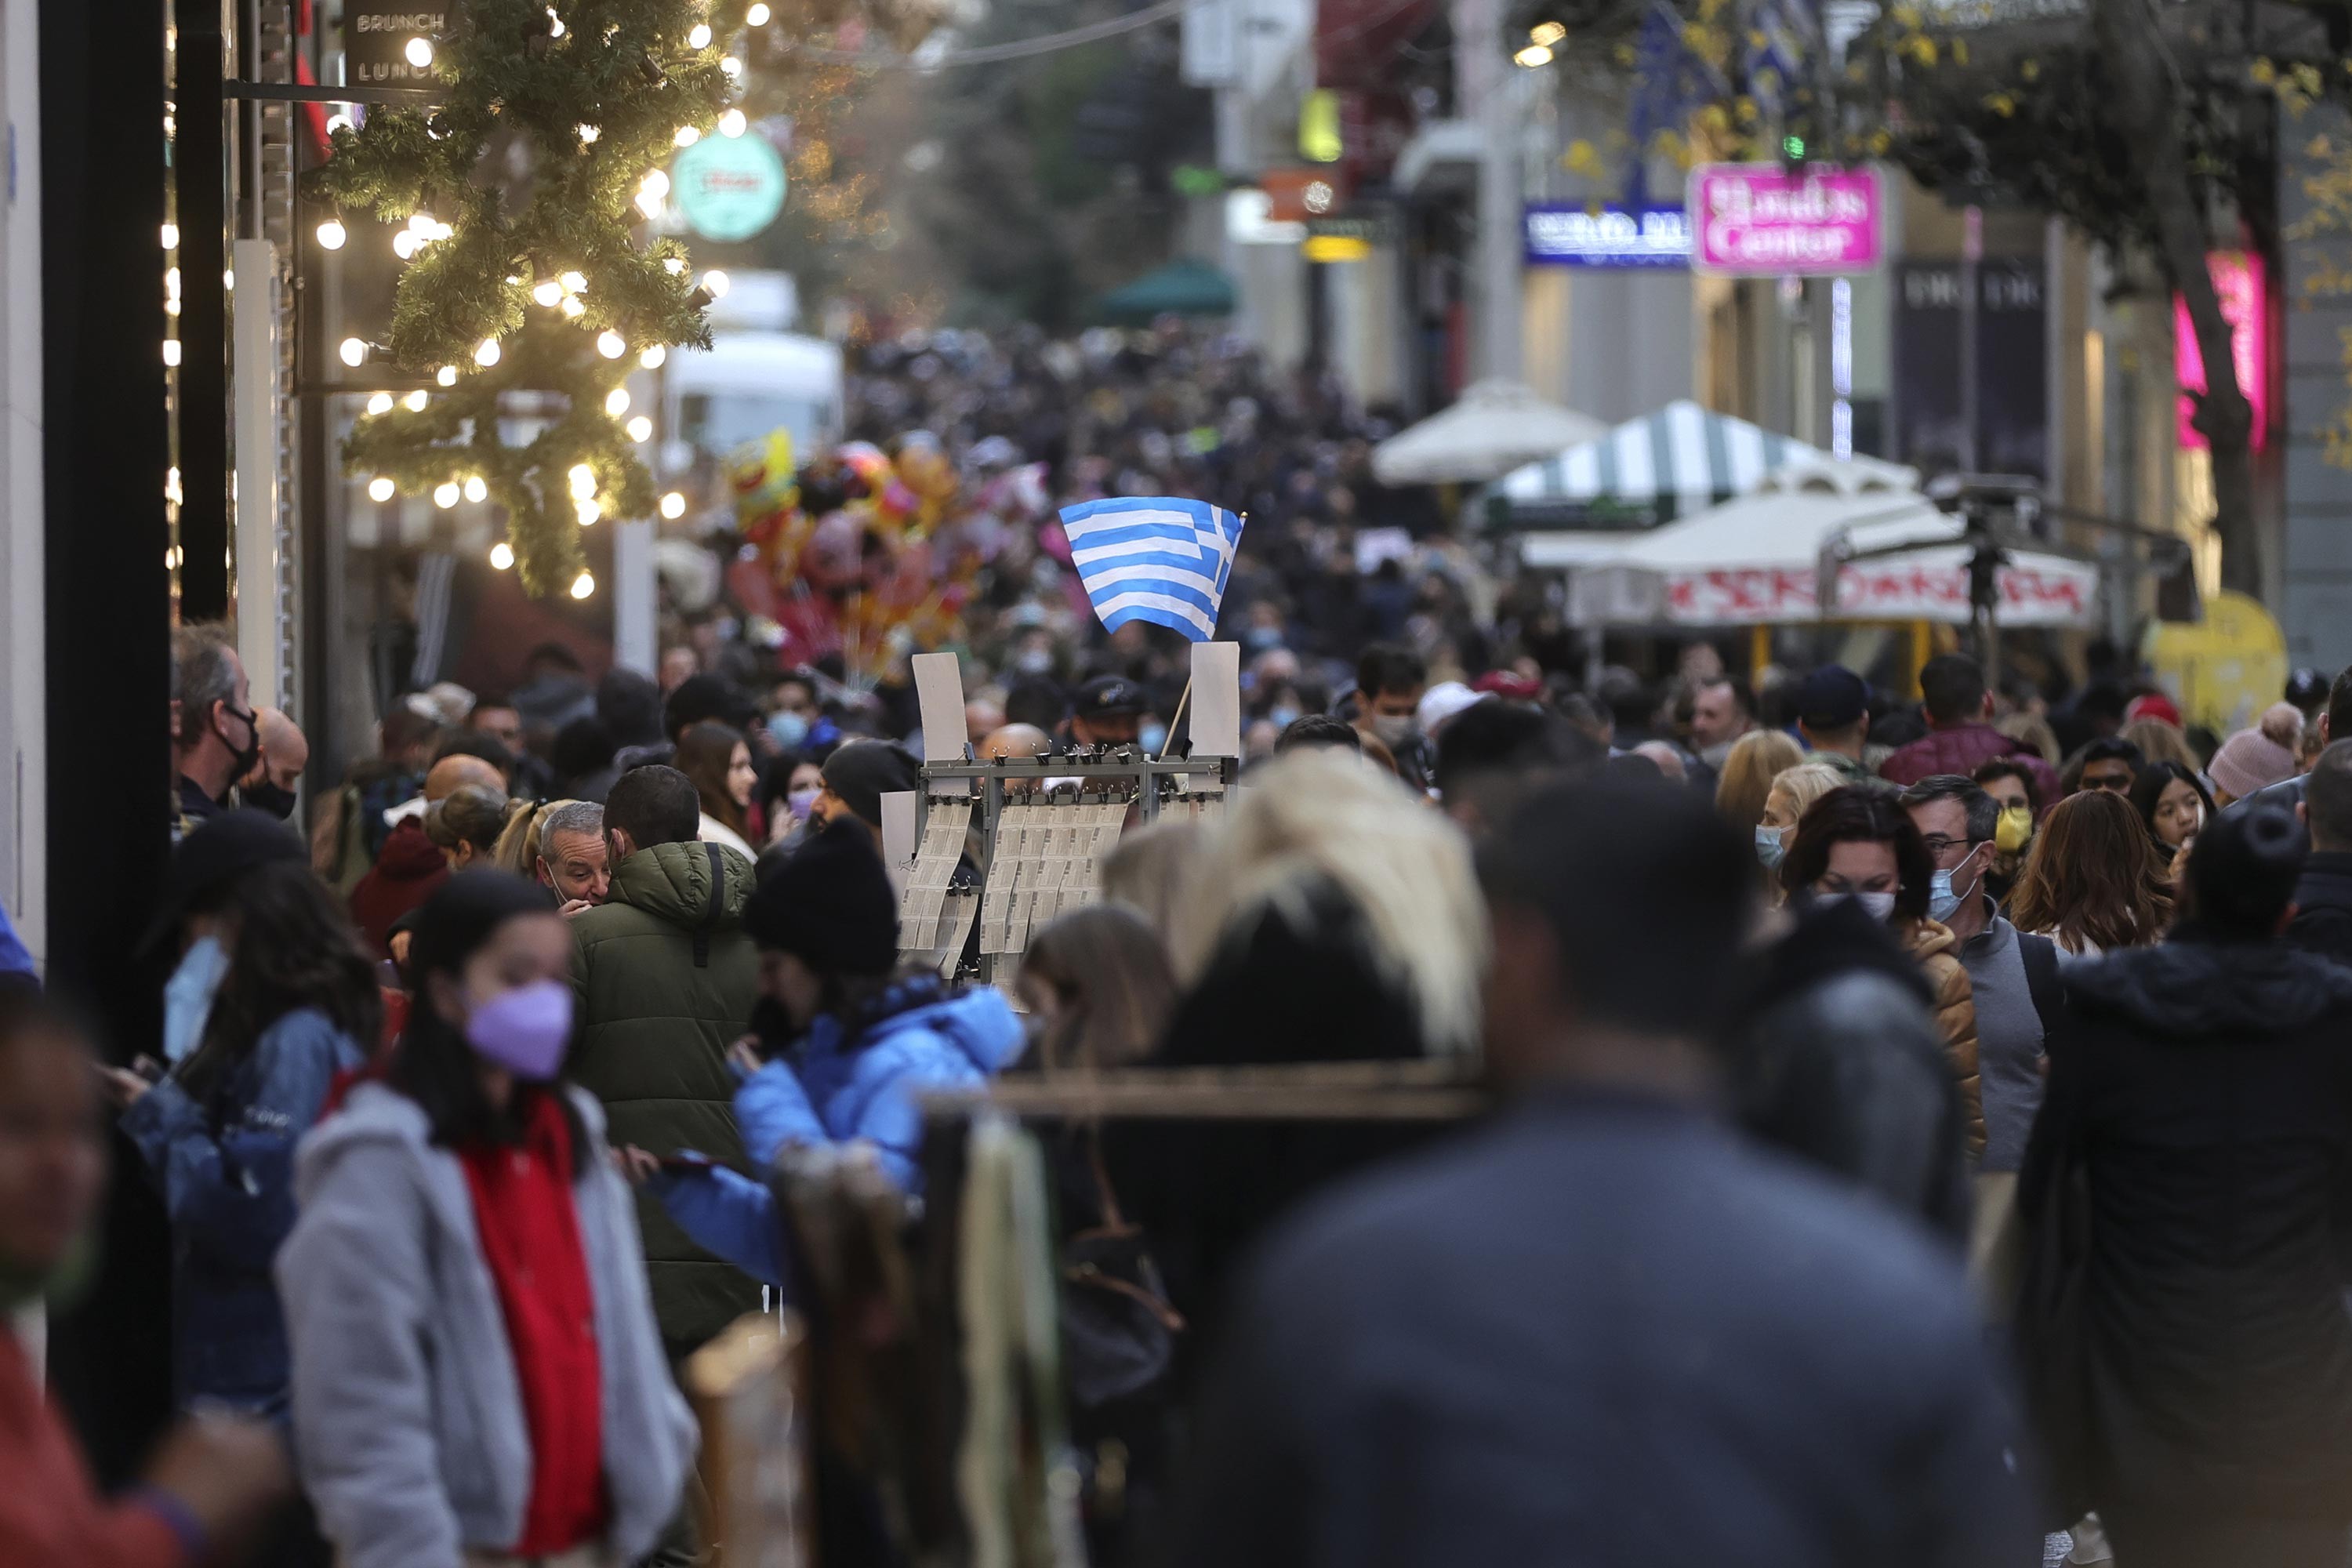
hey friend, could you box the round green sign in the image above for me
[673,133,787,243]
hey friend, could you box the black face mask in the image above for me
[214,703,263,784]
[242,779,299,820]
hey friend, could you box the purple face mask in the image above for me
[463,979,574,1081]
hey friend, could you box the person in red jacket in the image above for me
[1879,654,2062,806]
[0,991,289,1566]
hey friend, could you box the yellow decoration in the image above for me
[2140,590,2289,737]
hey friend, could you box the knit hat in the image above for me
[2207,702,2304,800]
[819,739,920,829]
[742,819,898,975]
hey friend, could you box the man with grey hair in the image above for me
[171,622,257,833]
[535,799,610,916]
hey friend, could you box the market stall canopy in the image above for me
[1369,379,1608,486]
[1094,258,1238,325]
[1556,457,2100,628]
[1493,400,1826,528]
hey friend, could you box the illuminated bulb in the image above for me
[325,112,352,136]
[162,223,179,249]
[490,541,514,570]
[165,267,181,298]
[339,336,368,367]
[560,295,586,319]
[605,387,632,416]
[747,2,771,23]
[634,187,665,220]
[405,36,434,67]
[626,416,654,443]
[433,481,460,508]
[548,7,566,37]
[165,297,181,318]
[663,256,688,275]
[463,475,488,503]
[717,107,747,138]
[368,477,396,502]
[316,219,347,249]
[568,464,597,500]
[719,55,742,77]
[436,365,458,387]
[639,344,667,368]
[532,279,563,307]
[407,212,435,235]
[641,169,670,200]
[673,125,701,147]
[688,21,712,47]
[570,571,596,601]
[165,467,183,505]
[223,268,234,290]
[365,392,394,415]
[474,337,501,367]
[576,122,599,143]
[404,390,429,412]
[559,270,586,293]
[659,491,687,520]
[596,329,626,359]
[165,340,181,366]
[577,499,602,525]
[700,268,729,299]
[392,230,419,260]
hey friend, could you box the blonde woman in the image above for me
[1715,729,1806,837]
[1755,761,1849,889]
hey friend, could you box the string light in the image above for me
[576,122,600,144]
[162,223,179,249]
[532,278,563,307]
[570,571,597,600]
[165,340,181,365]
[316,219,347,249]
[673,125,701,147]
[568,464,597,500]
[392,231,419,260]
[474,337,501,367]
[700,268,730,299]
[166,297,181,318]
[463,475,488,503]
[339,337,368,367]
[368,477,396,503]
[662,257,688,275]
[639,344,667,368]
[560,295,586,318]
[433,481,460,508]
[366,392,394,415]
[596,329,627,359]
[577,499,602,525]
[325,112,353,136]
[165,267,181,299]
[747,2,771,23]
[659,492,687,520]
[559,270,586,293]
[490,541,515,570]
[165,468,183,505]
[604,387,632,416]
[719,55,742,77]
[717,108,747,138]
[405,36,434,67]
[404,390,429,412]
[626,416,654,442]
[223,268,234,290]
[436,365,458,387]
[547,6,566,36]
[687,21,712,47]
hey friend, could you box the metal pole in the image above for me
[1958,204,1982,472]
[176,3,231,620]
[1457,0,1520,381]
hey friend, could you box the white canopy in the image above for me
[1370,379,1608,486]
[1550,457,2100,628]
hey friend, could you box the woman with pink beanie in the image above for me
[2207,703,2307,806]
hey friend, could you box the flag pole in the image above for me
[1155,677,1193,764]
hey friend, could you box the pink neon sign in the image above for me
[2176,252,2269,452]
[1687,165,1883,277]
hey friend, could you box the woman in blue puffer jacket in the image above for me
[629,819,1023,1283]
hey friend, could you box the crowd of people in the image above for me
[9,575,2352,1568]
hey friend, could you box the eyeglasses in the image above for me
[1918,834,1983,857]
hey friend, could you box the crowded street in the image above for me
[9,0,2352,1564]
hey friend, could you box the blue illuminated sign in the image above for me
[1523,204,1692,269]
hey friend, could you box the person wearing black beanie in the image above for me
[2015,800,2352,1563]
[811,739,921,842]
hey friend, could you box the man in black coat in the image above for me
[2286,739,2352,964]
[1179,779,2035,1568]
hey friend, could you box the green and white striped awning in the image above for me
[1491,401,1818,528]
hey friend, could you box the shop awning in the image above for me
[1370,379,1608,486]
[1094,259,1238,325]
[1492,400,1821,528]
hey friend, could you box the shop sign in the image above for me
[1523,203,1690,269]
[673,133,788,243]
[347,3,452,85]
[2176,251,2269,452]
[1686,164,1882,276]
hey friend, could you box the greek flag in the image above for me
[1058,496,1245,642]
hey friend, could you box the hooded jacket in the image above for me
[275,1083,695,1568]
[2019,933,2352,1515]
[568,839,762,1354]
[349,818,449,958]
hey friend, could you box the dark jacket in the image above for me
[1181,1093,2036,1568]
[2020,932,2352,1517]
[1726,898,1971,1241]
[1879,722,2061,804]
[120,1007,366,1416]
[568,838,762,1355]
[348,818,448,959]
[2285,850,2352,966]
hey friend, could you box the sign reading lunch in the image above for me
[1686,164,1882,277]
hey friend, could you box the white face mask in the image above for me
[1370,713,1417,746]
[1847,890,1898,923]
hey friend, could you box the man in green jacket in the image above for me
[569,763,764,1359]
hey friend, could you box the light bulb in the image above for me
[166,468,182,505]
[688,21,713,47]
[325,112,352,136]
[404,390,429,412]
[463,476,488,503]
[560,295,586,318]
[717,107,748,138]
[577,499,603,525]
[571,571,596,600]
[559,270,586,293]
[626,416,654,442]
[165,340,181,365]
[660,491,687,520]
[165,297,181,318]
[474,337,501,367]
[433,481,460,508]
[532,279,562,307]
[568,463,597,500]
[548,7,566,37]
[165,267,181,298]
[408,211,435,235]
[634,188,665,220]
[368,477,396,503]
[747,2,771,23]
[576,122,599,143]
[663,256,688,275]
[436,365,458,387]
[316,219,347,249]
[392,230,419,260]
[596,330,626,360]
[490,541,515,570]
[162,223,179,249]
[366,392,394,415]
[639,344,667,368]
[641,169,670,200]
[719,55,742,78]
[223,268,234,290]
[673,125,701,147]
[605,387,632,416]
[405,36,434,67]
[700,268,730,299]
[339,337,368,367]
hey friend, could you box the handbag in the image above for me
[1058,1134,1184,1412]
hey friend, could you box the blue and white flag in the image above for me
[1058,496,1245,642]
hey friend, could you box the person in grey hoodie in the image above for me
[277,873,695,1568]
